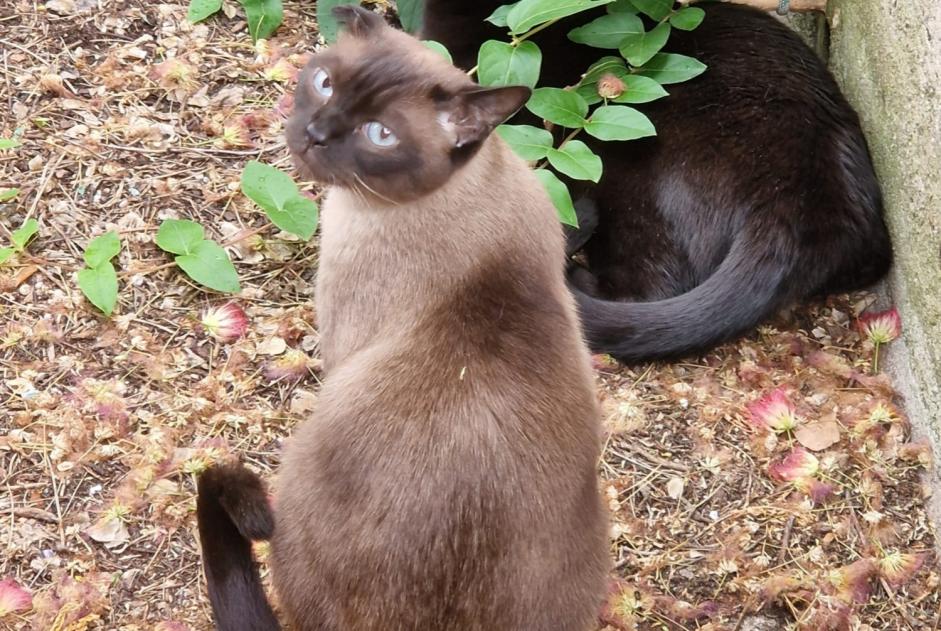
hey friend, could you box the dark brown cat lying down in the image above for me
[196,6,609,631]
[423,0,893,363]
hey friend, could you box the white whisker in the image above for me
[353,173,400,206]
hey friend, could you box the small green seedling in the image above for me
[78,231,121,316]
[187,0,284,42]
[156,219,241,294]
[240,160,318,240]
[0,218,39,264]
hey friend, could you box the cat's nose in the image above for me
[306,122,328,146]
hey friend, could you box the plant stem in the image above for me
[872,341,881,374]
[468,18,561,78]
[514,17,562,45]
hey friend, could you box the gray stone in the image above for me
[827,2,941,485]
[741,614,785,631]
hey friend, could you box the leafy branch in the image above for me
[474,0,707,225]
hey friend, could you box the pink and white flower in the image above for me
[264,349,315,381]
[769,447,835,504]
[858,307,901,345]
[597,73,626,100]
[263,58,299,83]
[150,58,198,92]
[201,302,249,343]
[220,120,253,148]
[827,558,877,604]
[878,551,926,589]
[748,388,799,433]
[769,447,819,481]
[0,578,31,617]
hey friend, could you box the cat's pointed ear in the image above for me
[446,86,532,149]
[332,4,385,37]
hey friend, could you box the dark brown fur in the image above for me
[197,7,609,630]
[422,1,893,362]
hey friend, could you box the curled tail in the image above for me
[574,232,796,363]
[196,463,280,631]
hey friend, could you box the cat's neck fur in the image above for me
[316,134,561,371]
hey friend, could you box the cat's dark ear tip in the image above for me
[508,85,532,102]
[498,85,533,117]
[332,4,385,36]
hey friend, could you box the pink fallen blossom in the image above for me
[827,558,878,604]
[264,349,314,381]
[0,578,31,617]
[858,307,901,345]
[747,388,799,433]
[769,447,819,482]
[201,302,249,343]
[879,551,926,589]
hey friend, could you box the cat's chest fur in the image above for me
[315,188,472,370]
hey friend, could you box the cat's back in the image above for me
[644,5,856,130]
[275,239,605,631]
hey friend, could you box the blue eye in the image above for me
[312,68,333,97]
[363,121,398,147]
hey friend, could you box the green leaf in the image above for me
[0,137,20,150]
[534,169,578,227]
[241,161,318,239]
[175,240,241,293]
[187,0,222,23]
[0,188,18,202]
[526,87,589,128]
[477,40,542,89]
[619,21,671,67]
[239,0,284,42]
[613,75,669,103]
[241,160,297,212]
[547,140,603,182]
[11,218,38,252]
[274,196,320,240]
[485,3,516,27]
[507,0,614,35]
[316,0,358,43]
[156,219,205,256]
[580,56,628,84]
[585,105,656,141]
[576,83,603,106]
[496,124,554,161]
[78,262,118,316]
[629,0,672,20]
[607,0,639,12]
[396,0,424,33]
[423,40,453,64]
[568,12,643,49]
[83,231,121,268]
[637,52,708,84]
[0,247,14,264]
[670,6,705,31]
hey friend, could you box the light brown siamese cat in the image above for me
[196,6,609,630]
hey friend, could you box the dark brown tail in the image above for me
[196,463,280,631]
[573,230,796,363]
